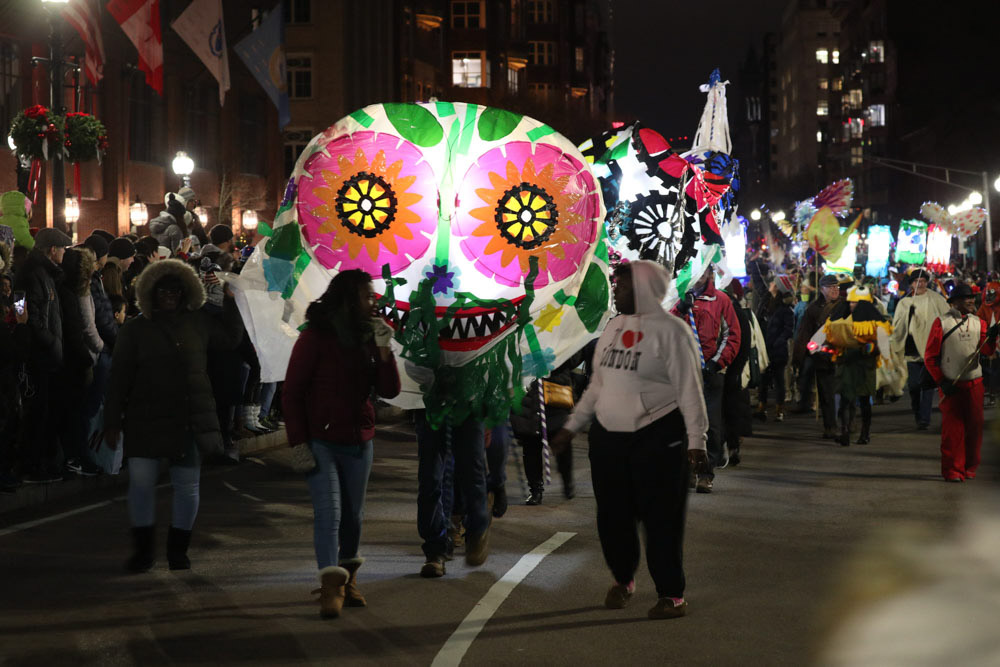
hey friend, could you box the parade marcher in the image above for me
[14,227,72,483]
[757,275,795,422]
[283,269,400,618]
[814,286,892,446]
[104,259,242,573]
[551,261,708,619]
[486,421,511,517]
[793,274,842,436]
[891,268,949,429]
[721,279,752,465]
[670,267,741,492]
[975,280,1000,406]
[924,283,998,482]
[511,348,586,504]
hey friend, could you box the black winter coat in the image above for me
[510,350,586,441]
[104,260,243,461]
[764,298,795,364]
[91,272,117,349]
[57,282,94,378]
[0,321,29,432]
[13,250,63,371]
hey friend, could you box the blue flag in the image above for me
[234,4,290,128]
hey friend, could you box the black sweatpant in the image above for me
[588,411,690,599]
[816,366,837,432]
[521,435,573,493]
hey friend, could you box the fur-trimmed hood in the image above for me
[134,258,206,318]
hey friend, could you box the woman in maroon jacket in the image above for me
[283,269,400,618]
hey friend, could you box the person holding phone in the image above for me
[1,263,29,492]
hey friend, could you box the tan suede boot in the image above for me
[341,559,367,608]
[313,566,349,618]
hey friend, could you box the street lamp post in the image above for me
[172,151,194,188]
[40,0,69,234]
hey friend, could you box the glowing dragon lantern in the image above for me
[238,103,610,426]
[579,69,739,306]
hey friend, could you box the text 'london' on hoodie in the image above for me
[563,260,709,451]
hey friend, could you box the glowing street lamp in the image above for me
[242,209,258,231]
[750,209,762,221]
[968,191,983,206]
[994,176,1000,193]
[194,206,209,225]
[171,151,195,187]
[64,193,79,224]
[771,210,786,222]
[129,196,148,227]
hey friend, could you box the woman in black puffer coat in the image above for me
[511,348,587,505]
[757,277,795,421]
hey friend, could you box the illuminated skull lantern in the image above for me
[242,103,611,414]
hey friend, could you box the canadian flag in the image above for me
[61,0,105,87]
[106,0,163,95]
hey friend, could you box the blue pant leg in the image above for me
[452,418,488,538]
[169,458,201,531]
[127,457,160,527]
[415,412,448,559]
[307,441,341,569]
[335,441,374,563]
[486,423,509,492]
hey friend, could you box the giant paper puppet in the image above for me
[580,69,739,306]
[236,102,610,428]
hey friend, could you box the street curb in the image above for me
[0,429,289,516]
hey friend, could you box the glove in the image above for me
[676,293,694,315]
[371,317,394,347]
[940,379,958,396]
[988,323,999,340]
[704,360,721,374]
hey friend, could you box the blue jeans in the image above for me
[257,382,277,420]
[415,412,488,559]
[907,360,934,426]
[127,445,201,530]
[486,422,510,492]
[307,439,373,569]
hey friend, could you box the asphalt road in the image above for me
[1,402,995,666]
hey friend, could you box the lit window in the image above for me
[507,67,519,94]
[286,55,313,99]
[816,48,829,64]
[851,145,863,166]
[528,41,557,66]
[849,117,864,138]
[818,77,828,90]
[832,50,840,64]
[574,46,584,72]
[527,0,554,23]
[817,131,823,142]
[832,77,843,91]
[817,100,829,116]
[848,89,863,109]
[451,1,484,28]
[452,52,489,87]
[867,103,885,127]
[868,40,884,63]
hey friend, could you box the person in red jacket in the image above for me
[670,268,741,492]
[283,269,401,618]
[923,283,997,482]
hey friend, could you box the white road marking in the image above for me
[223,481,239,492]
[0,500,115,538]
[241,493,263,502]
[431,531,576,667]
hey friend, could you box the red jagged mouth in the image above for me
[378,296,524,352]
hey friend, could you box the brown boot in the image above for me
[313,566,349,618]
[341,559,367,607]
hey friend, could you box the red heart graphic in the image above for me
[621,330,644,349]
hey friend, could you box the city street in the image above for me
[0,403,994,666]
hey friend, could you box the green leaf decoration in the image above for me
[383,103,444,147]
[477,108,522,142]
[574,263,609,332]
[265,222,303,261]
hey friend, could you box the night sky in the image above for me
[613,0,789,142]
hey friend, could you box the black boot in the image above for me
[490,486,508,518]
[525,487,543,505]
[856,421,871,445]
[167,526,192,570]
[126,526,156,573]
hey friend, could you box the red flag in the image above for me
[61,0,105,87]
[106,0,162,95]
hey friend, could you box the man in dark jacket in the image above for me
[721,280,753,466]
[792,274,844,437]
[757,276,796,421]
[14,227,72,483]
